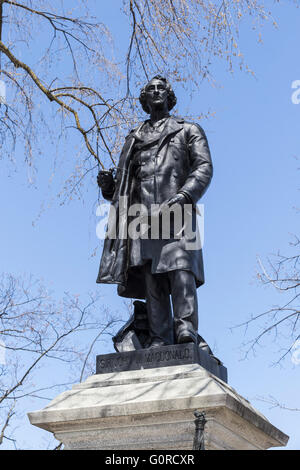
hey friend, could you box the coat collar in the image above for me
[129,115,184,145]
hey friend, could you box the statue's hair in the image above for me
[139,75,177,114]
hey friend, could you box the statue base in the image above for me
[28,363,288,450]
[96,343,228,383]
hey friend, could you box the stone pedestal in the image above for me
[28,363,288,450]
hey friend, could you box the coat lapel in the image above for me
[117,117,183,195]
[156,116,184,152]
[129,116,183,147]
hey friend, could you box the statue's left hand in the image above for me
[165,193,187,207]
[158,193,188,215]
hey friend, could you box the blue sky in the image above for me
[0,1,299,449]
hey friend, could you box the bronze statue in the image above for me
[97,75,213,349]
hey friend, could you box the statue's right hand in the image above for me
[97,170,114,191]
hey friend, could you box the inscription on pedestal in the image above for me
[96,343,228,383]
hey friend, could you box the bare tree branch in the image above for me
[0,273,123,449]
[233,235,300,364]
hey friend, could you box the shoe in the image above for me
[177,332,196,344]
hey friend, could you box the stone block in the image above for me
[28,364,289,450]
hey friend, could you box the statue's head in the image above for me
[139,75,177,114]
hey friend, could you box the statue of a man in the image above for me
[97,75,213,349]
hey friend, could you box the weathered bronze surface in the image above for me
[97,75,213,350]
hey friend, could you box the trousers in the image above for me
[143,261,198,345]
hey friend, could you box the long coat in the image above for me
[96,116,213,299]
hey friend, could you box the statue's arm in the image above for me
[179,124,213,204]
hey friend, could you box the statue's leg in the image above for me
[144,262,174,346]
[168,270,198,344]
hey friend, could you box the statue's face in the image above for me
[144,78,168,113]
